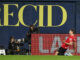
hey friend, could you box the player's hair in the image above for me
[70,29,75,34]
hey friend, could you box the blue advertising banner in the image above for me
[0,2,76,48]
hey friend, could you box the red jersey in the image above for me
[61,35,76,49]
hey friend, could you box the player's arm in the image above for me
[65,42,73,45]
[73,41,76,53]
[64,41,73,45]
[73,42,76,49]
[63,38,73,45]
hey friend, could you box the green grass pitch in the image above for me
[0,55,80,60]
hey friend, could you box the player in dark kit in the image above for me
[55,29,76,55]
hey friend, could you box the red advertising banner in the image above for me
[31,34,80,55]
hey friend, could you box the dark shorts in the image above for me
[58,47,67,55]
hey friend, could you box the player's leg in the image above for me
[58,47,67,55]
[55,47,62,55]
[55,51,59,55]
[55,47,67,55]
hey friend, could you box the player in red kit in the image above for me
[55,29,76,55]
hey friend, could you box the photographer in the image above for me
[8,36,16,55]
